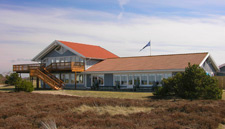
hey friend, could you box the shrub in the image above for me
[15,80,34,92]
[5,73,22,85]
[0,74,6,84]
[154,63,222,100]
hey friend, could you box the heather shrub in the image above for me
[154,63,222,100]
[15,80,34,92]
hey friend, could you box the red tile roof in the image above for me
[86,52,208,72]
[58,40,118,59]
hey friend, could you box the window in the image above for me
[61,74,65,82]
[60,58,64,62]
[65,74,69,83]
[164,73,172,79]
[71,74,75,83]
[75,56,80,62]
[128,75,133,85]
[55,46,66,54]
[114,75,120,86]
[156,74,163,85]
[141,74,148,85]
[149,74,155,85]
[121,75,127,85]
[134,74,140,86]
[55,74,60,79]
[98,75,104,86]
[76,74,83,84]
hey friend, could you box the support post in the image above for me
[43,82,46,89]
[75,72,77,89]
[36,77,39,89]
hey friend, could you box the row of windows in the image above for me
[53,73,84,84]
[114,73,172,86]
[43,56,84,66]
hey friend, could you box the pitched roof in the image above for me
[58,40,118,59]
[86,52,208,72]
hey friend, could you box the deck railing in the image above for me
[13,63,41,72]
[13,62,85,73]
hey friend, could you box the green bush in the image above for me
[5,73,22,85]
[15,80,34,92]
[154,63,222,100]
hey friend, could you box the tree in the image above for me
[5,73,22,85]
[154,63,222,100]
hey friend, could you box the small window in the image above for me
[156,74,163,85]
[141,74,148,85]
[114,75,120,86]
[134,74,140,86]
[128,75,133,85]
[164,73,172,79]
[98,75,104,86]
[121,75,127,85]
[149,74,155,86]
[71,74,75,83]
[76,74,84,84]
[65,74,70,84]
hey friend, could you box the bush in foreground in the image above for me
[5,73,21,85]
[15,80,34,92]
[154,63,222,100]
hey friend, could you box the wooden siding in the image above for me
[215,76,225,89]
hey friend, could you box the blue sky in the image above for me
[1,0,225,74]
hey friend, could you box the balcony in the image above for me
[13,62,85,73]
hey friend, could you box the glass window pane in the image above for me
[134,74,140,86]
[65,74,69,83]
[98,75,104,85]
[128,75,133,85]
[121,75,127,85]
[114,75,120,86]
[149,74,155,85]
[156,74,163,85]
[164,73,172,79]
[71,74,75,83]
[76,74,84,84]
[141,74,147,85]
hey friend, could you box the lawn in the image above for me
[63,90,153,100]
[1,92,225,129]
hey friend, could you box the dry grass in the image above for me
[1,92,225,129]
[71,105,153,116]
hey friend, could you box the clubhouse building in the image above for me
[13,40,219,90]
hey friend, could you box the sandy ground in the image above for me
[32,90,79,97]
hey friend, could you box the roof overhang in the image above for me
[84,69,185,74]
[199,53,219,72]
[32,40,85,61]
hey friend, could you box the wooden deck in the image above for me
[13,62,85,73]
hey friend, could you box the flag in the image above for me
[139,41,151,51]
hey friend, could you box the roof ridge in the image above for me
[106,52,208,60]
[57,40,100,47]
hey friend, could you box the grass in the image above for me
[71,105,153,116]
[64,90,153,100]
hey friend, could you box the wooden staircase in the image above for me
[30,67,65,90]
[13,61,85,90]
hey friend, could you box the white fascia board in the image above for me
[208,54,219,71]
[84,69,185,74]
[199,53,219,72]
[55,40,85,58]
[199,53,209,67]
[32,40,58,62]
